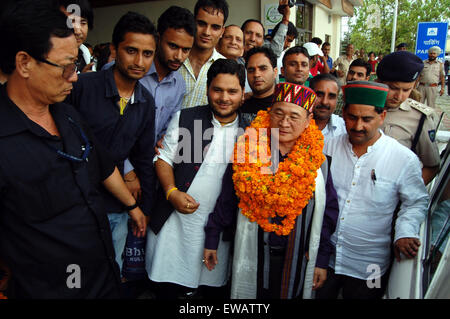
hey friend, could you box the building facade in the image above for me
[88,0,363,61]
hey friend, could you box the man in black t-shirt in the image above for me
[241,46,278,123]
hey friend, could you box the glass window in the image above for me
[295,1,313,45]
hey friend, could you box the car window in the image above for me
[429,177,449,276]
[425,142,450,290]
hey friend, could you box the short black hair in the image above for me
[93,42,111,71]
[0,0,73,75]
[194,0,229,25]
[311,37,322,46]
[58,0,94,30]
[241,19,265,35]
[344,103,384,114]
[157,6,196,38]
[112,12,157,48]
[207,58,246,89]
[322,42,330,48]
[349,58,371,78]
[271,21,298,39]
[245,46,277,69]
[282,46,310,66]
[309,73,340,92]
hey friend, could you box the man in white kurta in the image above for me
[317,81,429,299]
[146,112,238,289]
[145,58,247,298]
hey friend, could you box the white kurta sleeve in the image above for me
[394,155,429,242]
[154,111,181,167]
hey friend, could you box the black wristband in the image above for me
[124,202,139,211]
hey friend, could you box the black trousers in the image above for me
[261,247,286,299]
[151,280,230,300]
[315,268,388,299]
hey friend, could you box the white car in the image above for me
[384,142,450,299]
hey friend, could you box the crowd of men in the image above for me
[0,0,446,300]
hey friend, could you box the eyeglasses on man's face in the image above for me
[34,57,79,80]
[270,110,306,124]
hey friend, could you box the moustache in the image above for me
[350,129,366,134]
[315,105,330,110]
[128,66,145,72]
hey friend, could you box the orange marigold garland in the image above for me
[232,109,325,236]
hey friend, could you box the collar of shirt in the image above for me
[343,129,387,156]
[327,114,339,130]
[211,112,239,128]
[103,66,148,104]
[182,49,225,76]
[147,62,178,85]
[0,85,34,137]
[0,84,67,138]
[424,59,438,65]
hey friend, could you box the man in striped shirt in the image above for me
[179,0,228,108]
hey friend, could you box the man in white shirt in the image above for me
[309,73,346,141]
[317,81,428,299]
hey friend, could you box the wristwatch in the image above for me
[124,202,139,211]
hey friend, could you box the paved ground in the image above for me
[436,85,450,131]
[434,84,450,152]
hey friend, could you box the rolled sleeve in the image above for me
[394,157,429,242]
[264,23,287,57]
[154,111,181,167]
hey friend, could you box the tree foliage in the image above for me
[347,0,450,55]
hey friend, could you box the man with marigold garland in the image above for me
[317,81,428,299]
[203,82,340,299]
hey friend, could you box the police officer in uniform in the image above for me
[417,46,446,109]
[376,51,440,185]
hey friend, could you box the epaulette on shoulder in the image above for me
[408,99,435,117]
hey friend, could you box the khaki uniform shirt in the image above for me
[381,98,440,167]
[420,59,444,84]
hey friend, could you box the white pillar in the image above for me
[390,0,399,53]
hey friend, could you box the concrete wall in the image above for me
[87,0,259,45]
[312,5,341,60]
[87,0,344,59]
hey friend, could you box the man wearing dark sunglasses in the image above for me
[0,1,145,298]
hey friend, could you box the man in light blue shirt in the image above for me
[123,6,196,190]
[141,6,196,143]
[317,81,428,299]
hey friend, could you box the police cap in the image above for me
[376,51,424,83]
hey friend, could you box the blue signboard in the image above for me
[415,22,448,62]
